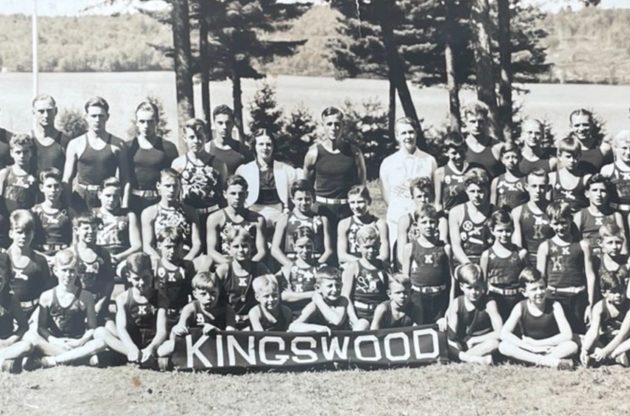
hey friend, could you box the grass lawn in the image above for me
[3,363,630,415]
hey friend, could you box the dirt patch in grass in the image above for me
[3,363,630,415]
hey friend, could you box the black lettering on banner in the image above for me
[172,325,448,372]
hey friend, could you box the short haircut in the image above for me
[224,227,252,247]
[442,132,466,153]
[126,253,153,277]
[556,136,582,156]
[521,118,543,133]
[100,177,122,192]
[464,167,490,189]
[395,117,419,132]
[569,108,593,125]
[321,106,344,120]
[249,128,277,154]
[9,134,34,151]
[526,168,548,184]
[293,225,315,244]
[601,271,625,293]
[388,273,411,290]
[84,96,109,113]
[39,167,62,184]
[184,118,208,138]
[462,101,489,119]
[356,225,379,245]
[156,226,184,245]
[497,140,521,159]
[213,105,234,120]
[159,168,181,184]
[415,203,439,221]
[518,266,543,287]
[599,222,624,240]
[316,266,341,285]
[455,263,484,285]
[585,173,611,192]
[225,174,249,191]
[546,200,572,222]
[290,179,314,199]
[347,185,371,203]
[10,209,34,233]
[54,248,77,269]
[32,94,56,108]
[73,212,97,229]
[613,130,630,147]
[489,208,513,230]
[252,274,279,295]
[192,271,219,292]
[135,100,159,121]
[409,177,434,198]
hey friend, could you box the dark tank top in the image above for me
[465,144,503,178]
[352,261,388,307]
[519,203,552,263]
[442,163,469,210]
[0,293,16,338]
[379,300,416,328]
[550,171,588,212]
[495,174,528,210]
[10,253,51,302]
[48,289,88,339]
[3,168,37,212]
[0,129,11,169]
[155,258,194,313]
[255,305,291,331]
[486,247,525,289]
[208,140,248,175]
[33,131,68,173]
[546,240,586,288]
[600,300,629,338]
[187,299,234,330]
[124,289,159,347]
[459,204,493,263]
[223,262,268,316]
[217,210,258,256]
[77,135,118,185]
[180,154,222,209]
[578,207,615,256]
[611,164,630,207]
[314,144,358,199]
[409,240,449,287]
[283,212,325,258]
[32,204,73,249]
[75,246,111,300]
[128,138,177,191]
[93,207,130,254]
[580,146,610,174]
[519,156,551,176]
[346,215,378,256]
[454,295,493,340]
[154,205,193,250]
[518,299,559,340]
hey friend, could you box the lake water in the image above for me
[0,71,629,141]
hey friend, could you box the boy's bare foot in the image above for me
[41,356,57,368]
[615,353,629,367]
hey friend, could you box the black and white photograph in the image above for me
[1,0,630,414]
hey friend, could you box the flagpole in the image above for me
[32,0,38,98]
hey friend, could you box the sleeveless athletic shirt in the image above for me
[486,247,525,289]
[93,207,130,255]
[550,171,588,212]
[124,289,159,347]
[10,253,51,303]
[379,300,415,328]
[128,138,177,191]
[253,305,291,331]
[218,211,258,255]
[442,163,469,211]
[77,135,118,185]
[154,205,193,250]
[224,262,268,316]
[579,207,615,255]
[465,145,503,178]
[580,147,610,174]
[0,293,16,338]
[33,131,68,173]
[518,299,559,340]
[519,203,552,262]
[0,129,10,169]
[409,240,449,287]
[75,246,110,301]
[32,204,73,250]
[155,258,194,313]
[314,144,358,199]
[283,212,325,258]
[600,300,630,339]
[180,154,222,209]
[48,289,88,339]
[610,164,630,208]
[454,295,493,340]
[208,140,248,175]
[459,204,492,263]
[3,168,37,212]
[353,261,388,310]
[495,174,528,210]
[519,156,552,176]
[546,240,586,288]
[346,215,378,256]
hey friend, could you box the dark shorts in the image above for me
[546,289,588,335]
[410,289,448,325]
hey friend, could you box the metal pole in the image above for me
[32,0,38,98]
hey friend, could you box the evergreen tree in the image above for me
[248,81,284,136]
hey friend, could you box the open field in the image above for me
[2,363,630,415]
[1,72,630,143]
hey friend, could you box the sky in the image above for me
[1,0,630,16]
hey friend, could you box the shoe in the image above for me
[1,359,22,374]
[557,359,575,370]
[41,357,57,368]
[22,356,42,371]
[89,354,100,367]
[157,357,171,372]
[615,353,629,367]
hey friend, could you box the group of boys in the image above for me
[0,95,628,373]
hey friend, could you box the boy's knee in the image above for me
[93,327,108,340]
[498,341,513,356]
[354,319,370,331]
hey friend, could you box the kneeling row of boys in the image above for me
[0,246,626,372]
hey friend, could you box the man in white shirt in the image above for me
[379,117,437,246]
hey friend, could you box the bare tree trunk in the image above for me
[231,71,245,140]
[374,0,424,148]
[199,0,212,131]
[471,0,503,142]
[497,0,513,141]
[444,0,461,133]
[388,79,396,140]
[172,0,195,152]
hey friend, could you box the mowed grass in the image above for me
[3,363,630,415]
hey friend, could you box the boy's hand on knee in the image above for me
[141,347,155,363]
[202,324,218,335]
[172,324,188,337]
[50,337,71,350]
[436,317,447,332]
[592,347,607,362]
[127,347,140,363]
